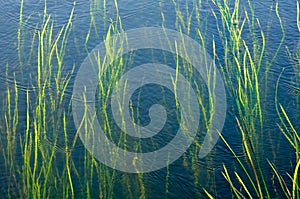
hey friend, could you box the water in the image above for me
[0,0,299,198]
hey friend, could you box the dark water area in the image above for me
[0,0,299,198]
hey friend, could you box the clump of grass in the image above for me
[215,69,298,199]
[201,0,297,198]
[219,117,270,198]
[2,1,79,198]
[210,0,266,130]
[2,69,21,197]
[271,70,300,199]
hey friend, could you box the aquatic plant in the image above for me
[1,0,299,198]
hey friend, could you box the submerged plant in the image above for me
[1,0,299,198]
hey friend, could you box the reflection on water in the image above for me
[0,0,299,198]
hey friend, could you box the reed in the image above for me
[1,1,78,198]
[219,117,271,198]
[17,0,24,69]
[204,2,297,198]
[2,0,299,198]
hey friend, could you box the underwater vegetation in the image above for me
[0,0,299,198]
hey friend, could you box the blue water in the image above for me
[0,0,299,198]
